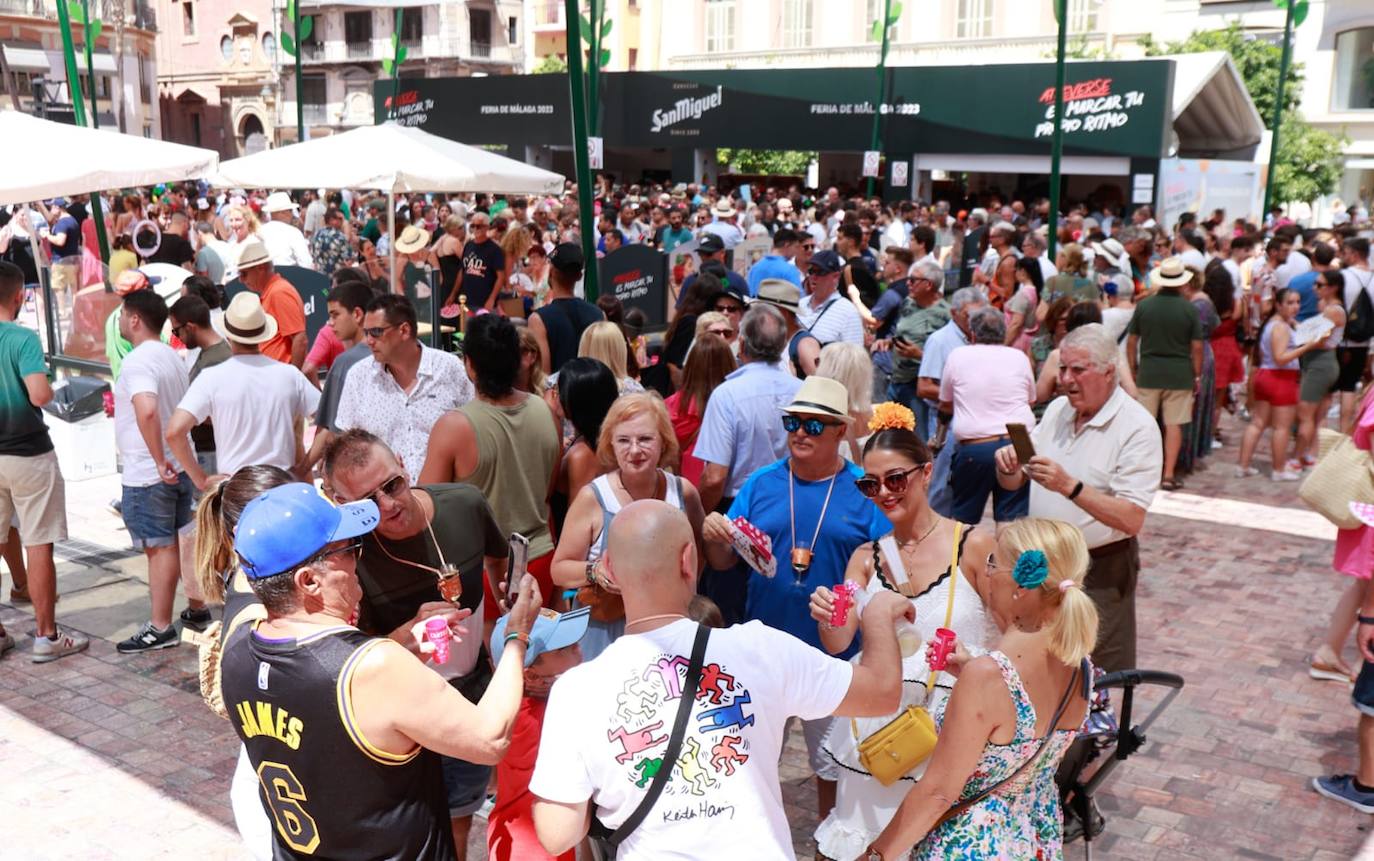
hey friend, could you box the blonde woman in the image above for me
[817,341,875,462]
[500,223,536,314]
[579,320,644,394]
[550,393,705,659]
[516,325,547,394]
[869,518,1099,861]
[222,204,260,282]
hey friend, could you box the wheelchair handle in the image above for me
[1095,669,1185,691]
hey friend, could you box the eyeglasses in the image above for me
[170,323,186,339]
[361,473,408,506]
[782,414,843,436]
[854,465,924,498]
[807,268,836,277]
[306,537,365,567]
[362,324,396,339]
[707,327,735,338]
[714,303,743,314]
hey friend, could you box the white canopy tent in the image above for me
[0,110,219,206]
[214,121,566,285]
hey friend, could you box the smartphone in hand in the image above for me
[1006,423,1035,464]
[505,532,530,604]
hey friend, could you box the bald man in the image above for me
[530,500,911,859]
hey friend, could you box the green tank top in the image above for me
[459,394,560,558]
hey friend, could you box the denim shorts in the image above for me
[121,473,194,549]
[1355,661,1374,718]
[440,754,492,818]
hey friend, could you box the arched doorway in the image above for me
[240,113,267,155]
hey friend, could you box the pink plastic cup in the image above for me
[829,582,857,627]
[425,617,452,665]
[928,627,957,671]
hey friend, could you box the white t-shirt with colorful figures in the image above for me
[530,618,853,860]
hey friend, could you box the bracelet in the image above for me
[1066,480,1085,501]
[585,560,598,585]
[1358,615,1374,626]
[505,631,530,646]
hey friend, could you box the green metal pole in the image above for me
[1047,0,1068,260]
[79,0,110,263]
[56,0,110,263]
[294,0,304,140]
[1261,0,1295,221]
[564,0,597,300]
[390,7,403,121]
[866,0,892,199]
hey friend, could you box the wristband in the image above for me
[1359,615,1374,626]
[1066,480,1084,501]
[505,631,530,646]
[585,560,598,585]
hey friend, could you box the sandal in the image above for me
[1160,478,1183,491]
[1310,657,1356,684]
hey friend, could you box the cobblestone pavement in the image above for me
[2,412,1372,859]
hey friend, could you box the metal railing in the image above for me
[301,41,324,60]
[531,0,563,28]
[669,30,1115,69]
[0,0,44,16]
[346,40,372,59]
[471,38,490,58]
[133,1,154,30]
[302,103,330,125]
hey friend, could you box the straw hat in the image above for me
[1091,238,1127,270]
[394,225,431,254]
[216,292,280,346]
[263,191,298,214]
[236,238,271,271]
[753,279,801,313]
[783,377,853,423]
[713,198,737,219]
[1150,255,1193,289]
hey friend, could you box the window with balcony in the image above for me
[955,0,990,39]
[302,74,327,124]
[704,0,735,53]
[302,15,322,60]
[781,0,812,48]
[470,8,492,57]
[1333,27,1374,112]
[181,1,194,37]
[508,15,517,45]
[345,11,372,59]
[139,56,150,103]
[400,8,422,48]
[1067,0,1098,32]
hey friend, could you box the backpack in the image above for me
[1345,270,1374,343]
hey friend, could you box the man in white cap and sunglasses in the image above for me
[165,292,319,491]
[702,375,890,819]
[220,482,543,860]
[258,190,314,269]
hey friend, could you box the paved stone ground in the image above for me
[2,412,1373,859]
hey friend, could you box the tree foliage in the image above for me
[532,55,568,74]
[716,149,815,177]
[1140,21,1346,205]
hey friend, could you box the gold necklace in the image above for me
[370,494,462,602]
[625,612,687,632]
[896,514,942,551]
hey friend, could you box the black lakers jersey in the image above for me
[220,623,454,860]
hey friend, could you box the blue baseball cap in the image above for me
[491,606,590,668]
[234,483,379,580]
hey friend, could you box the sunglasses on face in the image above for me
[362,473,408,506]
[307,537,365,567]
[363,324,396,339]
[854,465,924,498]
[707,327,734,337]
[714,303,743,314]
[782,414,843,436]
[807,268,836,277]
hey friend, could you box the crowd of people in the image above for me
[2,174,1374,859]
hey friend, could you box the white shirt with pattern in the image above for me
[333,344,473,482]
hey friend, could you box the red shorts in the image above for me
[1253,368,1299,407]
[483,550,556,621]
[1211,336,1246,387]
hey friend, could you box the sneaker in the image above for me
[31,627,90,663]
[115,621,179,653]
[1272,469,1303,482]
[1234,466,1260,478]
[1211,439,1224,450]
[179,606,213,632]
[1313,775,1374,814]
[1285,459,1304,473]
[107,498,122,516]
[0,629,14,658]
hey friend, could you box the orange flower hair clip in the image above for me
[868,402,916,433]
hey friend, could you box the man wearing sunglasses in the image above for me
[322,429,514,859]
[702,376,890,819]
[223,482,542,861]
[798,250,864,347]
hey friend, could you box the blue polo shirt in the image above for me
[1288,270,1320,322]
[747,254,803,296]
[729,458,891,656]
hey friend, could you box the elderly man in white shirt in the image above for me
[257,191,314,269]
[993,323,1161,674]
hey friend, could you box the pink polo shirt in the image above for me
[939,344,1036,441]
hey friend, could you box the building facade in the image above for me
[278,0,524,140]
[524,0,661,72]
[0,0,161,137]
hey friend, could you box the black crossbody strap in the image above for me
[608,623,711,847]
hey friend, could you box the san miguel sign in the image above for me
[650,85,724,134]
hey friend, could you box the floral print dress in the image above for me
[914,652,1081,861]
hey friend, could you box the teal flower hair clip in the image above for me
[1012,549,1049,589]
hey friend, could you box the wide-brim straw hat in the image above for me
[783,376,854,423]
[1150,255,1192,288]
[394,224,431,254]
[215,291,280,345]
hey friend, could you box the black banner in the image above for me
[599,244,668,331]
[376,60,1173,160]
[224,265,332,346]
